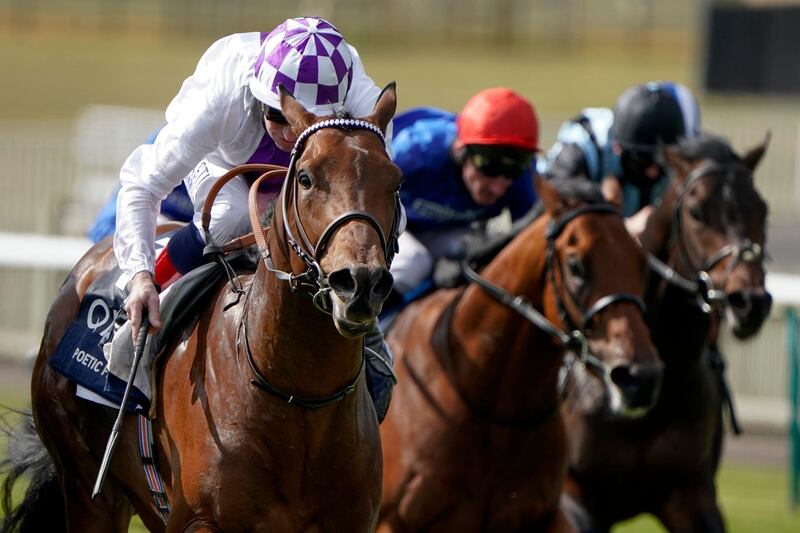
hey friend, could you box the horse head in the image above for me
[539,178,662,416]
[650,134,772,339]
[275,83,402,338]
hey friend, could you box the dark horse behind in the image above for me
[378,177,663,532]
[561,133,772,532]
[1,84,402,532]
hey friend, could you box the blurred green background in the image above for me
[1,1,799,531]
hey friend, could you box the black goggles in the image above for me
[466,146,533,179]
[621,148,659,168]
[261,103,288,125]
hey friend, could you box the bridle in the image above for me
[646,159,765,313]
[461,203,647,389]
[201,117,401,410]
[256,118,402,314]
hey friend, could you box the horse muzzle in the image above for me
[328,265,394,337]
[607,361,664,416]
[726,288,772,339]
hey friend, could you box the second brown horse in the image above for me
[378,177,663,532]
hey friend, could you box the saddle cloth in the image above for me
[50,240,255,415]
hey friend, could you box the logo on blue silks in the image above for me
[50,268,150,414]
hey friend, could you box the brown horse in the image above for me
[378,177,662,532]
[560,133,772,532]
[2,85,402,532]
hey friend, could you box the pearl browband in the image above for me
[291,118,387,157]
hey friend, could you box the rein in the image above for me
[461,204,647,393]
[647,159,765,313]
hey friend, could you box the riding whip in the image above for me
[92,313,150,499]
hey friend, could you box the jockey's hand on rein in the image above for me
[125,271,163,343]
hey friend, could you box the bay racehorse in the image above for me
[378,177,663,532]
[560,133,772,532]
[2,84,402,532]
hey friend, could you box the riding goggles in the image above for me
[466,145,533,179]
[620,147,668,180]
[261,103,288,125]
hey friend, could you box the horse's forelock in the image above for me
[677,134,738,164]
[547,176,606,205]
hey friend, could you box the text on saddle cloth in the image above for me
[49,265,151,414]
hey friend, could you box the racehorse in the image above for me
[378,177,663,532]
[2,84,402,532]
[560,133,772,532]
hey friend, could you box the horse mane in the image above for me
[545,176,606,205]
[676,133,739,164]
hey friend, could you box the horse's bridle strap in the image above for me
[650,158,766,311]
[201,163,288,241]
[238,295,363,409]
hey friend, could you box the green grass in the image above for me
[614,466,800,532]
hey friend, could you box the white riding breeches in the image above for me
[184,160,255,246]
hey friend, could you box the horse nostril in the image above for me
[371,268,394,302]
[610,365,636,396]
[610,364,662,410]
[727,291,748,313]
[729,290,772,319]
[328,268,356,296]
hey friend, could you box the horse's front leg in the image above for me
[656,483,725,533]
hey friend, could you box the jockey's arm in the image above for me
[115,35,244,341]
[600,175,624,208]
[624,204,656,244]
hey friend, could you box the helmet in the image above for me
[612,81,689,151]
[662,82,701,138]
[249,17,354,116]
[456,88,539,151]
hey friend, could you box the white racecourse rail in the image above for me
[0,231,798,434]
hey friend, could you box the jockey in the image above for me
[114,16,396,421]
[540,81,700,237]
[389,87,539,295]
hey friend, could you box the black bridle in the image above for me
[647,159,765,313]
[243,117,401,409]
[461,204,647,385]
[262,117,402,313]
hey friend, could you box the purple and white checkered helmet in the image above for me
[249,17,354,116]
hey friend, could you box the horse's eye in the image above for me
[567,256,585,279]
[298,172,313,190]
[688,205,704,223]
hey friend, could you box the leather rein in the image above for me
[460,204,647,394]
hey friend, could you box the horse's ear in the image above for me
[366,82,397,134]
[740,131,770,171]
[278,84,316,132]
[661,145,691,184]
[535,175,568,219]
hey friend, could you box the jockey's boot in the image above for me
[154,224,206,290]
[363,323,397,423]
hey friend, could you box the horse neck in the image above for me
[447,216,563,422]
[245,231,362,398]
[641,184,712,368]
